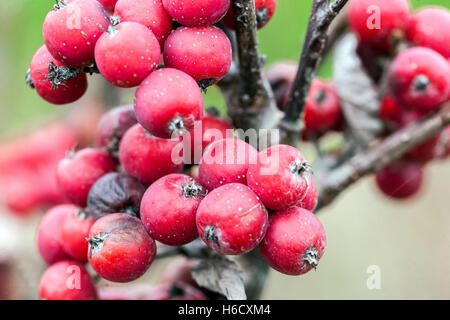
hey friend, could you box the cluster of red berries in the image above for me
[349,0,450,199]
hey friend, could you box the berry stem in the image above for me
[279,0,349,147]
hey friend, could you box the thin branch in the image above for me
[317,103,450,210]
[279,0,349,146]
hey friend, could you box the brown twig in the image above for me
[317,103,450,210]
[279,0,349,146]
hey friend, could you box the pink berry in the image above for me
[95,21,160,88]
[119,124,184,186]
[37,204,74,265]
[38,260,98,300]
[43,0,109,66]
[407,7,450,60]
[260,207,326,276]
[348,0,410,51]
[140,174,205,246]
[114,0,173,48]
[162,0,230,27]
[247,144,312,211]
[222,0,277,30]
[87,213,156,282]
[57,148,116,207]
[98,0,118,12]
[61,209,95,262]
[29,46,87,105]
[134,68,204,138]
[375,161,424,199]
[387,47,450,112]
[97,105,137,156]
[164,26,232,86]
[186,113,233,164]
[196,183,268,255]
[198,138,258,191]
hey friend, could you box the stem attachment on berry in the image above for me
[204,225,220,249]
[413,74,430,92]
[255,7,268,28]
[290,159,312,177]
[303,247,319,269]
[25,69,34,89]
[168,117,188,137]
[182,179,207,199]
[198,78,215,93]
[86,233,109,257]
[54,0,67,11]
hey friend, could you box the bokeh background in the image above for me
[0,0,449,299]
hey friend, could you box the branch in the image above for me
[317,103,450,210]
[279,0,349,146]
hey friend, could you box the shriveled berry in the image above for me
[162,0,230,27]
[387,47,450,112]
[87,213,156,282]
[260,207,326,276]
[29,46,87,105]
[37,204,74,265]
[43,0,109,66]
[119,124,184,185]
[38,260,98,300]
[134,68,204,138]
[97,105,137,157]
[141,174,204,246]
[56,148,116,207]
[164,26,232,86]
[222,0,277,30]
[198,138,257,191]
[375,161,424,199]
[114,0,173,48]
[247,145,312,211]
[87,172,146,219]
[348,0,410,51]
[196,183,268,255]
[407,7,450,60]
[61,209,95,262]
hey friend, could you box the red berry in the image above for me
[87,213,156,282]
[260,207,326,276]
[29,46,87,105]
[198,138,257,191]
[43,0,109,66]
[379,95,403,123]
[247,144,312,211]
[57,148,116,207]
[95,21,160,88]
[87,172,146,219]
[97,105,137,156]
[162,0,230,27]
[144,281,207,300]
[163,26,232,85]
[196,183,268,255]
[140,174,204,246]
[348,0,410,51]
[299,181,318,212]
[134,68,204,138]
[222,0,277,30]
[387,47,450,112]
[98,0,118,12]
[114,0,173,48]
[61,209,95,262]
[375,161,424,199]
[407,7,450,60]
[300,79,340,135]
[38,260,98,300]
[119,124,184,186]
[186,113,233,164]
[37,204,74,265]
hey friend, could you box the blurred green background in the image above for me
[0,0,449,299]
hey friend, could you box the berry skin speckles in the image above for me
[95,21,161,88]
[162,0,230,27]
[196,183,268,255]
